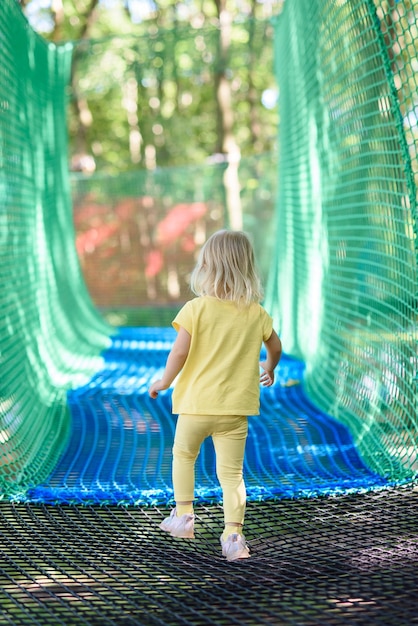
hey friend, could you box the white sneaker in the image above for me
[220,533,250,561]
[160,508,195,538]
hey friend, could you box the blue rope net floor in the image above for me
[25,327,394,507]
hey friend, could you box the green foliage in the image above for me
[22,1,280,173]
[69,19,276,172]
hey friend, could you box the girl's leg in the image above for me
[172,414,211,512]
[211,416,248,534]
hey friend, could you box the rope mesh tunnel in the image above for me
[0,0,417,624]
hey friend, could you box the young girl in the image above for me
[149,230,282,561]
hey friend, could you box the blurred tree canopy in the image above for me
[20,0,284,178]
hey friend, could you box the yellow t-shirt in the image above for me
[171,296,273,416]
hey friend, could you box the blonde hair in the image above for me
[190,230,263,305]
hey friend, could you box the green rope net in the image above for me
[265,0,417,479]
[0,0,417,502]
[0,1,111,496]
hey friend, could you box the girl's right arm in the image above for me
[259,330,282,386]
[149,326,191,398]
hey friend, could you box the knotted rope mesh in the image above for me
[1,0,416,506]
[265,0,417,481]
[0,0,417,623]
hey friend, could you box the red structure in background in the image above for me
[73,195,223,308]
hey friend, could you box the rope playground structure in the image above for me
[1,0,417,624]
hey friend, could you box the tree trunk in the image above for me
[69,0,100,171]
[247,0,262,150]
[213,0,242,230]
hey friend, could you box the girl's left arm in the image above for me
[259,329,282,386]
[149,326,191,398]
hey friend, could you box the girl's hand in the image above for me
[259,361,274,387]
[149,379,169,398]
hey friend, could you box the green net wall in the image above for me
[0,1,111,497]
[266,0,417,481]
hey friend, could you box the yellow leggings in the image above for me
[172,414,248,525]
